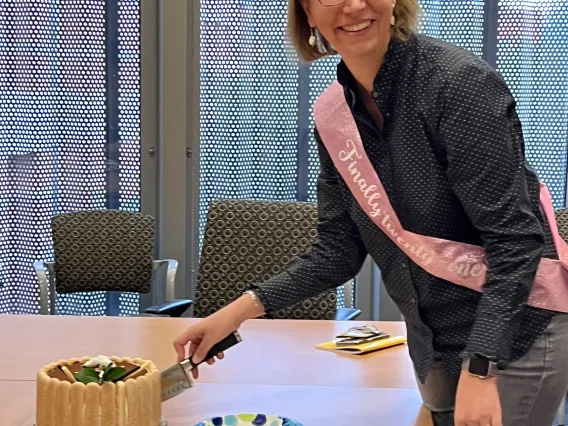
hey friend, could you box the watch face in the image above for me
[468,358,490,376]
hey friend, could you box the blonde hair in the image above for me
[288,0,421,62]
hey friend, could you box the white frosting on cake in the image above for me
[83,355,114,369]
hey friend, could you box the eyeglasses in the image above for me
[318,0,345,6]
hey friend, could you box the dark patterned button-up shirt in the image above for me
[250,33,558,382]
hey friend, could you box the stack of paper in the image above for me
[315,324,407,355]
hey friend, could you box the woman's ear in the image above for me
[299,0,317,28]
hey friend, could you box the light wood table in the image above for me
[1,381,433,426]
[0,315,417,388]
[0,315,432,425]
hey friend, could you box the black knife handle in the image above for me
[190,331,242,367]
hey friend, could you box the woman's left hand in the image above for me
[454,370,503,426]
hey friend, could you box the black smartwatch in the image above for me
[462,356,499,379]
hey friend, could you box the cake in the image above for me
[36,355,162,426]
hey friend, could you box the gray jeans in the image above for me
[416,313,568,426]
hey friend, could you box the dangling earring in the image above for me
[309,27,316,47]
[391,0,396,26]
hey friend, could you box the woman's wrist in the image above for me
[214,292,265,328]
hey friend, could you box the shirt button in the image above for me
[371,91,379,99]
[410,297,417,304]
[401,262,407,269]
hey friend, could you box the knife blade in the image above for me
[160,330,242,402]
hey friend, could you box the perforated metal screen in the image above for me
[307,57,341,202]
[0,1,141,315]
[418,0,484,55]
[117,0,142,315]
[199,0,298,236]
[497,1,568,208]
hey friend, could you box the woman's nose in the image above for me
[342,0,367,13]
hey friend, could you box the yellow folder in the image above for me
[315,335,407,355]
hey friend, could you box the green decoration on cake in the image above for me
[74,355,128,385]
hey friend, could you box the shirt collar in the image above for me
[336,33,415,116]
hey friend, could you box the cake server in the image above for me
[160,330,242,401]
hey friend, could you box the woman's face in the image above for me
[301,0,394,60]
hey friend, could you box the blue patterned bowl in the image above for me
[194,413,303,426]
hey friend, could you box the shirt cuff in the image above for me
[461,310,517,370]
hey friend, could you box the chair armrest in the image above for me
[33,262,52,315]
[144,299,192,318]
[334,307,361,321]
[153,259,178,302]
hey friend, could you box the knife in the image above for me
[160,330,242,401]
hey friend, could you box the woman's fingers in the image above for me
[203,352,224,365]
[188,350,225,379]
[191,366,199,380]
[188,341,198,358]
[173,337,189,362]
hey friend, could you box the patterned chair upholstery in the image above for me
[555,208,568,243]
[33,210,191,317]
[193,199,360,320]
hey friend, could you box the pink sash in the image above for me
[314,81,568,314]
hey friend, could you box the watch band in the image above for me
[462,357,499,379]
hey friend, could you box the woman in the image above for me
[174,1,568,425]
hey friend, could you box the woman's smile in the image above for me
[340,19,373,33]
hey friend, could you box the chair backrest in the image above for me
[555,208,568,244]
[194,199,338,319]
[51,210,155,294]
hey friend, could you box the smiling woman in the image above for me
[288,0,420,62]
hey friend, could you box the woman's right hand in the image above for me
[173,293,266,379]
[173,313,237,379]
